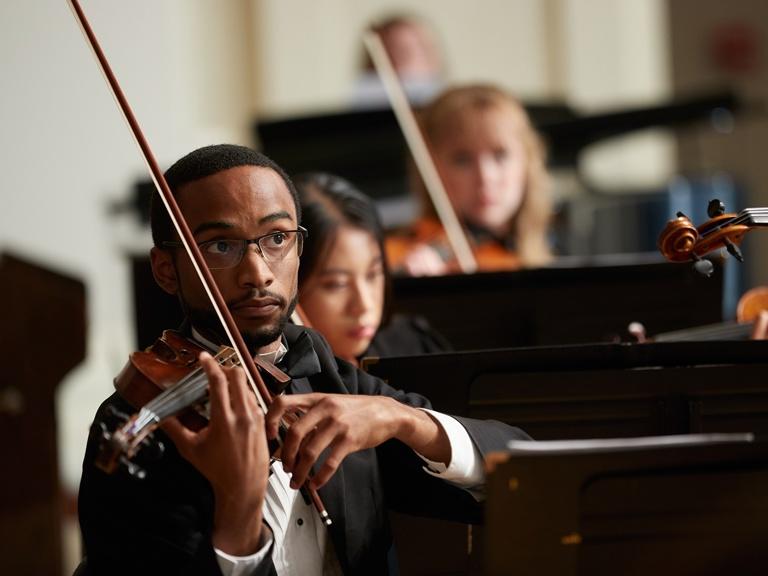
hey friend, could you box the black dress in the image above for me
[362,314,451,359]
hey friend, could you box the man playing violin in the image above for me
[78,144,529,576]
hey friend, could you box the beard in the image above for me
[180,289,297,354]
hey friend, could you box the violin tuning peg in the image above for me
[724,238,744,262]
[104,405,129,425]
[692,256,714,277]
[119,456,147,480]
[97,420,109,437]
[139,435,165,462]
[707,198,726,218]
[627,322,648,343]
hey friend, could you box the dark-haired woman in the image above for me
[294,173,450,364]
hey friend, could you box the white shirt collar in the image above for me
[190,326,288,365]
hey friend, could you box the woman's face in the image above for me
[299,225,385,362]
[432,105,528,235]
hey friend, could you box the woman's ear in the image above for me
[150,246,178,295]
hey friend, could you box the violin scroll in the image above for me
[658,212,700,263]
[658,199,766,274]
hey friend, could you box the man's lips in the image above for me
[231,298,281,318]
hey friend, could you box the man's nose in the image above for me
[236,245,275,288]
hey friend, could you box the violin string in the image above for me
[655,321,753,342]
[128,346,294,445]
[700,208,768,239]
[137,348,241,425]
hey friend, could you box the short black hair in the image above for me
[151,144,301,247]
[293,172,392,321]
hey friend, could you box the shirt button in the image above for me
[297,518,304,526]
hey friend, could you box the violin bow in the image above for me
[363,31,478,274]
[67,0,331,524]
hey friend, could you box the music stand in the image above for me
[485,434,768,576]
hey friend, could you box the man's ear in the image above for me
[150,246,178,295]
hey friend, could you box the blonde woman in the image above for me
[388,84,553,275]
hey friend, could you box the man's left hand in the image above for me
[265,393,451,490]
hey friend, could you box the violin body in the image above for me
[100,330,292,477]
[386,217,521,273]
[114,330,210,432]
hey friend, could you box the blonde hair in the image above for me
[419,84,553,266]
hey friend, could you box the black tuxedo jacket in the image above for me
[78,325,529,575]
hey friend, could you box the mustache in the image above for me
[228,289,287,309]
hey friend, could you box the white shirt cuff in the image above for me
[214,524,273,576]
[416,409,484,489]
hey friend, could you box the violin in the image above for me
[385,217,521,273]
[96,331,290,477]
[658,199,768,273]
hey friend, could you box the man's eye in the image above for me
[205,240,234,254]
[265,232,287,247]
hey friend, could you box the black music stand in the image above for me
[485,434,768,576]
[389,257,723,350]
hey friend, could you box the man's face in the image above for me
[152,165,300,354]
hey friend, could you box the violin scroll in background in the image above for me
[658,199,768,275]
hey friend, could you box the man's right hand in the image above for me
[163,352,270,556]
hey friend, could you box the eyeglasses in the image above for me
[163,227,307,270]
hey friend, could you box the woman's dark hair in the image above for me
[294,172,392,323]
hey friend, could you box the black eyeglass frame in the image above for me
[162,226,308,269]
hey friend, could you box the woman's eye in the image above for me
[367,266,384,282]
[450,152,473,167]
[493,147,509,162]
[321,278,348,291]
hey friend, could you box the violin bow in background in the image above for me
[363,30,478,274]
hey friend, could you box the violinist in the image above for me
[77,145,529,576]
[294,172,451,364]
[387,84,554,275]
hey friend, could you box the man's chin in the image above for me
[240,321,285,352]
